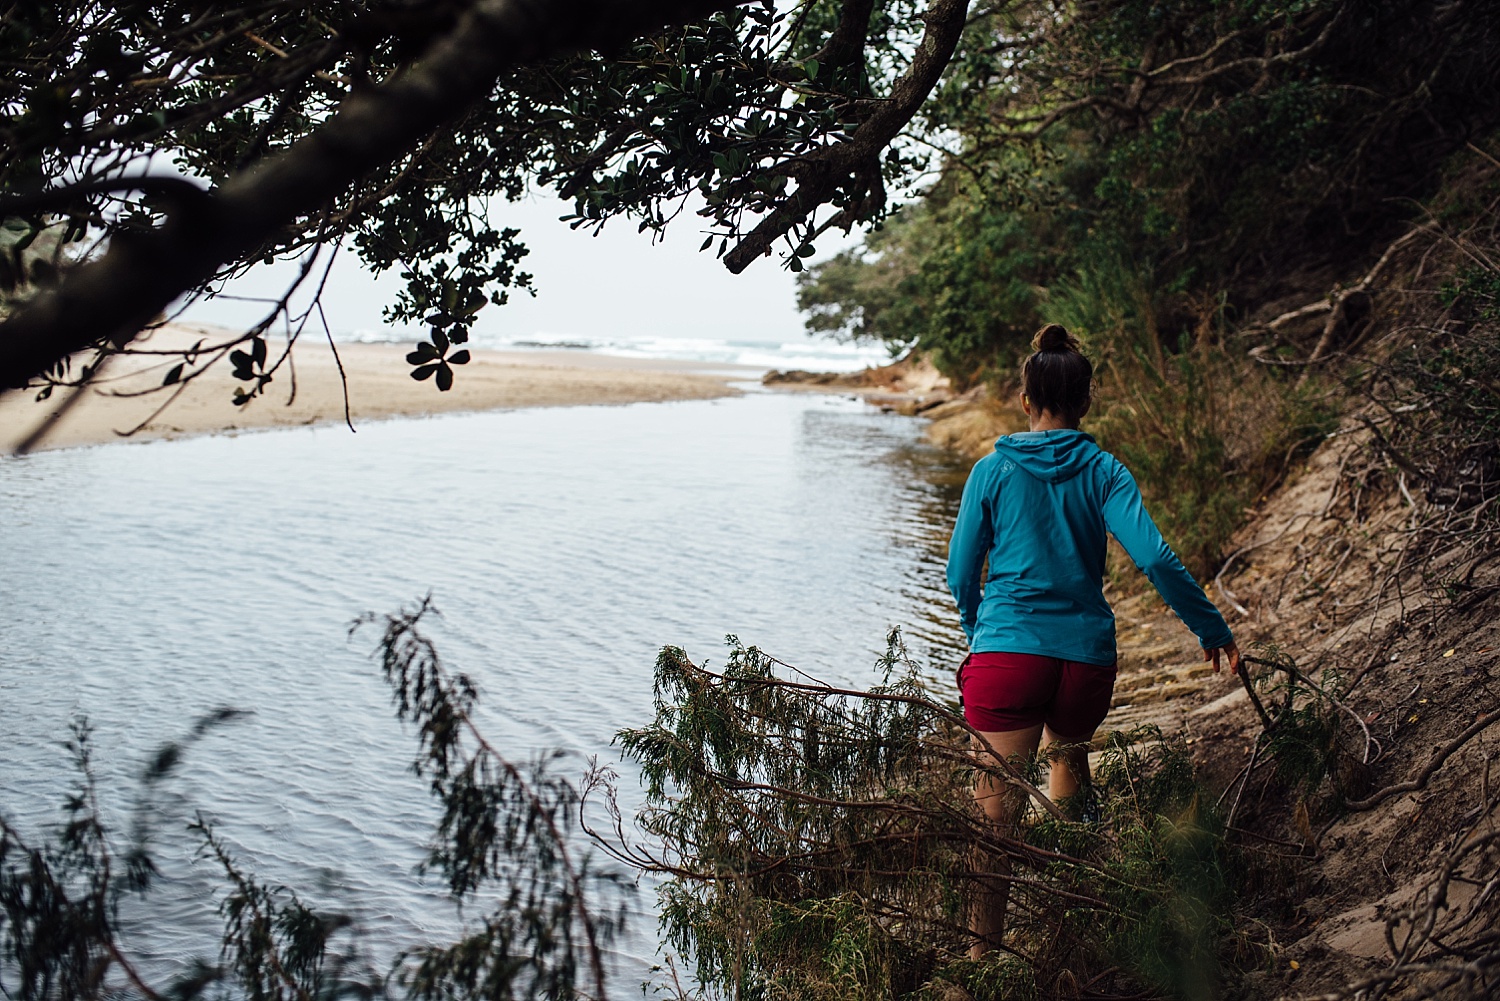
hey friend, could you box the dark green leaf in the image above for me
[433,328,449,354]
[411,363,440,381]
[435,363,454,392]
[163,363,184,386]
[448,349,471,365]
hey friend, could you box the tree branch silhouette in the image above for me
[0,0,747,391]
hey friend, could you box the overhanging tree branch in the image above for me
[0,0,748,391]
[721,0,972,273]
[810,0,878,76]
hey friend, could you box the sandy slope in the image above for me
[924,394,1500,997]
[0,323,749,453]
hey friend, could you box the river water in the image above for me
[0,388,970,994]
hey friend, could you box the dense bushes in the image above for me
[1047,249,1339,575]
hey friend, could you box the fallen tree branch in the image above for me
[1251,222,1436,342]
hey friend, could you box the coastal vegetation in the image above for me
[794,0,1499,572]
[612,635,1241,1001]
[9,610,1494,999]
[779,3,1500,998]
[5,2,1500,1000]
[0,0,987,402]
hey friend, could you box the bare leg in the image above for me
[970,724,1043,960]
[1041,725,1093,804]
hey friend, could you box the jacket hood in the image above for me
[993,429,1102,484]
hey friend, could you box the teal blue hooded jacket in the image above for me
[946,429,1233,666]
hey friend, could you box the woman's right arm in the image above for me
[946,458,995,645]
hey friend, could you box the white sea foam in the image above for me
[340,327,896,373]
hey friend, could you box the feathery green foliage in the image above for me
[1246,651,1358,798]
[617,633,1254,1000]
[0,600,622,1001]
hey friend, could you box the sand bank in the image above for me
[1,324,750,453]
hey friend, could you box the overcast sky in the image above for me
[182,191,859,344]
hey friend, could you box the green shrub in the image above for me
[620,636,1251,1000]
[0,602,622,1001]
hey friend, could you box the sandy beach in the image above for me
[0,323,750,453]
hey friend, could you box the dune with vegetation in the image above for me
[709,6,1500,998]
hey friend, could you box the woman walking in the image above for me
[946,323,1240,957]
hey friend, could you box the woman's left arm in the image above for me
[1100,460,1236,653]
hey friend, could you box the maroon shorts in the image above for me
[958,652,1118,738]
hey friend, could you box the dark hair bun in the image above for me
[1021,323,1093,424]
[1032,323,1078,353]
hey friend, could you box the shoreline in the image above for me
[0,324,758,454]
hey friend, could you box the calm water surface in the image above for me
[0,389,969,992]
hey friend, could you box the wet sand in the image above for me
[0,324,749,453]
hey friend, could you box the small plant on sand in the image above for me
[1233,649,1373,810]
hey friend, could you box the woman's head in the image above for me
[1020,324,1093,428]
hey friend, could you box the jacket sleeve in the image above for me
[947,458,994,645]
[1100,461,1235,650]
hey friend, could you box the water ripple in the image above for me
[0,390,968,993]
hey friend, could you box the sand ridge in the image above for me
[0,323,751,453]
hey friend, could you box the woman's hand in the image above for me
[1204,641,1241,674]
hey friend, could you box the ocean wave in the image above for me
[339,328,895,374]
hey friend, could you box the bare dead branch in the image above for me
[1344,709,1500,812]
